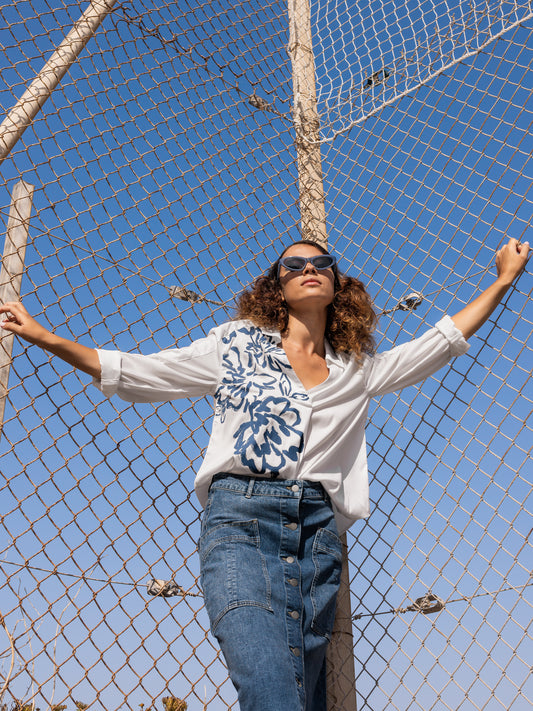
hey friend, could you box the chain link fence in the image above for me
[0,0,532,709]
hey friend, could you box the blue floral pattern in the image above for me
[215,324,305,475]
[233,396,303,474]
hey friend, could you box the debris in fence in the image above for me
[398,291,424,311]
[381,291,424,315]
[168,286,202,303]
[364,67,391,87]
[248,92,275,112]
[168,285,225,307]
[162,697,187,711]
[407,591,445,615]
[147,579,185,597]
[352,589,445,620]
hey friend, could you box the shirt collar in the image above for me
[260,326,282,344]
[259,325,344,367]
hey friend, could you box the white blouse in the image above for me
[94,316,469,533]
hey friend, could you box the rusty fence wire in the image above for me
[0,0,532,709]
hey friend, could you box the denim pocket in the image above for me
[199,518,273,633]
[310,527,343,639]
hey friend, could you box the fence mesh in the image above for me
[0,0,532,709]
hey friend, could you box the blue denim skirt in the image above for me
[199,474,343,711]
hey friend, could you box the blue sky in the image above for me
[0,1,532,709]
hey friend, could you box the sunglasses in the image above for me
[278,254,336,276]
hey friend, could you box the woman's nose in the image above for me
[303,260,318,274]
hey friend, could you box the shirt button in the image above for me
[290,484,299,492]
[290,647,301,657]
[288,578,298,587]
[285,522,298,530]
[284,556,295,564]
[289,610,300,620]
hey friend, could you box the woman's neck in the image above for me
[282,311,327,357]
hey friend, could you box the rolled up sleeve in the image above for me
[364,315,469,398]
[95,349,123,398]
[92,328,221,403]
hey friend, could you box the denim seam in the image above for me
[200,531,259,562]
[314,542,343,563]
[211,600,274,635]
[310,529,342,640]
[211,483,326,500]
[310,553,326,639]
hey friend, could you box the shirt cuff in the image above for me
[435,315,470,357]
[93,349,122,397]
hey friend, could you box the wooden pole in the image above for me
[0,180,34,436]
[0,0,118,167]
[287,0,357,707]
[326,537,358,710]
[287,0,328,247]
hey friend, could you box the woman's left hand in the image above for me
[451,237,529,339]
[495,238,529,285]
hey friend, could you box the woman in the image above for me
[0,237,528,710]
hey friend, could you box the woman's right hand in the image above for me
[0,301,101,377]
[0,301,52,347]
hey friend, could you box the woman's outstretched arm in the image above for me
[451,238,529,340]
[0,301,101,378]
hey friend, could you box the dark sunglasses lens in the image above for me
[282,256,307,270]
[312,255,335,269]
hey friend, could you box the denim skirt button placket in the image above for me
[280,481,305,702]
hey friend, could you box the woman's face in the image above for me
[278,243,336,312]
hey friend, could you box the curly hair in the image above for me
[235,240,377,361]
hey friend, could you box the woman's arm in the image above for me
[0,301,101,378]
[364,238,529,397]
[451,238,529,339]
